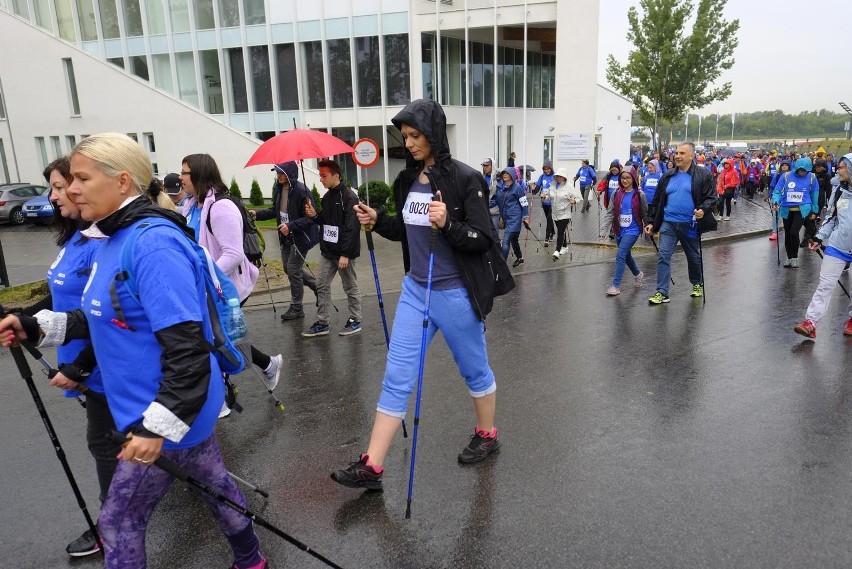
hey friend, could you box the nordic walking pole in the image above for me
[259,262,276,313]
[695,217,707,306]
[0,307,104,556]
[522,220,545,246]
[236,343,284,411]
[775,209,781,266]
[289,236,338,313]
[226,470,270,499]
[110,432,343,569]
[815,247,852,299]
[649,233,676,286]
[405,192,439,520]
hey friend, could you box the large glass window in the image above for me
[274,44,299,111]
[146,0,166,34]
[327,39,353,109]
[169,0,190,32]
[249,46,273,112]
[200,50,224,113]
[226,48,249,112]
[470,41,483,107]
[514,48,524,108]
[301,41,326,110]
[63,58,81,115]
[130,56,149,80]
[0,91,5,119]
[107,57,125,69]
[421,34,434,101]
[275,43,299,111]
[54,0,77,41]
[194,0,214,30]
[355,36,381,107]
[497,46,505,107]
[10,0,29,18]
[123,0,144,36]
[175,52,199,107]
[440,36,464,106]
[33,0,52,30]
[151,54,174,94]
[384,34,410,105]
[76,0,98,40]
[218,0,239,27]
[484,43,494,107]
[99,0,121,39]
[243,0,264,25]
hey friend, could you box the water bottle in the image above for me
[225,298,247,344]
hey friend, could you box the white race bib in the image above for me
[609,179,619,190]
[645,178,658,187]
[323,225,339,243]
[402,193,432,227]
[519,195,529,207]
[579,175,587,183]
[619,214,633,228]
[281,213,290,223]
[786,191,804,203]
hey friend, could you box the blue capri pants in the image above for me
[377,276,497,417]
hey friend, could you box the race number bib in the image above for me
[619,214,633,228]
[645,178,658,187]
[786,191,804,203]
[579,175,587,183]
[281,213,290,223]
[323,225,339,243]
[519,195,529,207]
[609,179,619,191]
[402,193,432,227]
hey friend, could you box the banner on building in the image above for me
[556,133,591,161]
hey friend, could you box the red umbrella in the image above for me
[244,129,354,167]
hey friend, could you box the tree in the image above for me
[249,178,264,206]
[357,180,392,211]
[229,177,242,200]
[606,0,739,149]
[311,184,323,214]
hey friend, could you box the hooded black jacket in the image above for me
[312,181,361,261]
[254,161,319,251]
[373,99,514,320]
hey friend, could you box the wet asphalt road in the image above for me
[2,234,852,568]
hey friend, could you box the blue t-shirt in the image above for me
[576,166,595,187]
[641,173,661,206]
[663,172,695,224]
[185,202,203,240]
[536,173,555,205]
[618,192,640,237]
[403,179,464,291]
[81,221,223,449]
[47,231,104,396]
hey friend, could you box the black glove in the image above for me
[47,363,88,383]
[10,310,42,343]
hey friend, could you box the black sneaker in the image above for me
[66,527,100,557]
[280,306,305,321]
[458,428,501,464]
[331,455,383,491]
[512,258,524,268]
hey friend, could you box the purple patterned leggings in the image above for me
[98,435,262,569]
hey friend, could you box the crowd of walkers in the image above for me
[2,99,852,567]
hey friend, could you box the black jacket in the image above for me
[375,99,514,320]
[649,162,718,233]
[311,182,361,260]
[254,163,319,251]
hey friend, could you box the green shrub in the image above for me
[311,184,322,214]
[229,177,242,200]
[357,180,392,210]
[249,178,264,206]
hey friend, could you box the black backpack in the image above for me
[205,194,265,266]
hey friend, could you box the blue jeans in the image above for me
[655,221,703,295]
[612,233,640,287]
[502,230,522,260]
[377,277,496,417]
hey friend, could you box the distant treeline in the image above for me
[632,109,850,141]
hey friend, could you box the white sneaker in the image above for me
[263,354,282,391]
[606,285,621,296]
[552,250,560,261]
[634,271,644,288]
[218,401,231,419]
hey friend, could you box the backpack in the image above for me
[205,194,265,266]
[112,217,246,376]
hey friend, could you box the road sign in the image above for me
[353,138,380,168]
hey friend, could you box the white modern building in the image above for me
[0,0,630,196]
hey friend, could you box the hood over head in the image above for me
[272,161,299,183]
[648,159,661,173]
[554,167,570,182]
[391,99,452,169]
[816,147,826,155]
[542,159,553,170]
[780,160,792,170]
[609,160,622,172]
[499,167,518,186]
[794,157,813,173]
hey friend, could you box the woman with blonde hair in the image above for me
[0,133,267,569]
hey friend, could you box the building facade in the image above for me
[0,0,629,195]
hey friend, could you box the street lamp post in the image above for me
[841,102,852,140]
[698,115,702,145]
[715,113,720,143]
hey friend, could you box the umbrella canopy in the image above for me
[244,129,354,167]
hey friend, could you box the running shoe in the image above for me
[512,258,525,268]
[66,526,100,557]
[339,317,362,336]
[634,271,644,288]
[723,216,730,221]
[769,232,777,241]
[458,428,501,464]
[302,322,329,337]
[218,401,231,418]
[690,283,704,298]
[790,258,799,268]
[552,250,560,261]
[230,556,268,569]
[845,318,852,336]
[263,354,282,391]
[280,307,305,321]
[794,320,816,339]
[606,285,620,296]
[331,455,383,490]
[648,291,670,304]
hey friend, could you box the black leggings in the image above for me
[86,391,120,503]
[555,219,571,251]
[782,210,804,259]
[719,188,734,216]
[542,205,555,240]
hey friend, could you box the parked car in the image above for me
[0,183,49,225]
[23,194,54,224]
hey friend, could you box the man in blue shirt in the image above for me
[644,142,718,304]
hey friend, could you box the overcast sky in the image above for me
[597,0,851,116]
